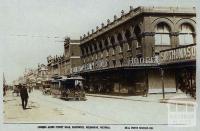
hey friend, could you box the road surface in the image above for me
[3,90,195,124]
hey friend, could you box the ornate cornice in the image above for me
[80,6,195,45]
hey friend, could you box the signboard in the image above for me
[159,44,196,64]
[71,57,158,73]
[126,57,159,66]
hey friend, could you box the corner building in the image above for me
[72,6,196,96]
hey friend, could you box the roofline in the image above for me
[80,6,196,45]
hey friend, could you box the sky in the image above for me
[0,0,196,84]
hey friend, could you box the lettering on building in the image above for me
[159,44,196,64]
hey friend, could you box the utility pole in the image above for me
[161,68,165,99]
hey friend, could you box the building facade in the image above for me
[71,6,196,97]
[47,37,81,89]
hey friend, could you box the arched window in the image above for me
[179,23,194,45]
[104,39,108,48]
[155,23,171,45]
[89,45,93,53]
[134,25,142,48]
[93,44,97,51]
[85,46,89,55]
[125,29,131,40]
[117,33,123,42]
[110,36,115,45]
[99,41,103,50]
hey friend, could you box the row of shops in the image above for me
[71,44,196,98]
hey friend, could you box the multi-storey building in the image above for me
[22,68,38,88]
[47,37,81,80]
[47,55,65,79]
[71,6,196,97]
[64,38,81,76]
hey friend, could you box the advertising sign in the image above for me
[159,44,196,64]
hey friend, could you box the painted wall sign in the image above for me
[159,44,196,64]
[71,57,158,73]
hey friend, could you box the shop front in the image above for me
[159,44,196,98]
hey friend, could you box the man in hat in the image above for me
[19,84,29,109]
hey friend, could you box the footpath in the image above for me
[86,91,196,106]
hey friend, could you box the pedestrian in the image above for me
[3,86,6,96]
[19,84,29,110]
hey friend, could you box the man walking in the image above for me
[19,84,29,110]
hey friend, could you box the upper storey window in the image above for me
[134,25,142,47]
[125,29,131,50]
[99,41,103,51]
[89,45,93,53]
[93,43,97,52]
[155,23,171,45]
[179,23,195,45]
[117,33,123,42]
[104,39,108,48]
[110,36,115,45]
[85,46,89,55]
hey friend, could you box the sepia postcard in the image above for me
[1,0,199,131]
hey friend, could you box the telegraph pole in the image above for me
[161,68,165,99]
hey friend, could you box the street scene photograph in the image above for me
[1,0,198,130]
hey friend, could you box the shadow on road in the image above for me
[24,107,32,110]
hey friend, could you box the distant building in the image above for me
[36,64,49,88]
[47,37,81,79]
[24,68,38,88]
[64,37,81,76]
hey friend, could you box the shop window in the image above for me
[155,22,171,45]
[179,23,195,45]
